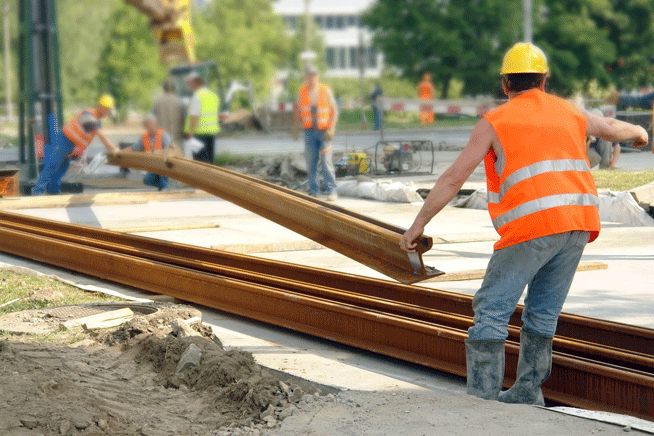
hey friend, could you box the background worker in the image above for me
[153,78,184,150]
[32,94,118,195]
[293,65,339,200]
[400,42,648,405]
[121,114,171,191]
[417,73,435,125]
[183,72,220,163]
[370,81,384,131]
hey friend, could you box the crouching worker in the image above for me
[123,114,172,191]
[399,43,648,405]
[32,94,118,195]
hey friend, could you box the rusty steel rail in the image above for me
[0,215,653,420]
[106,153,442,284]
[0,211,651,364]
[0,211,653,373]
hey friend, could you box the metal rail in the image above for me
[1,211,652,365]
[106,153,442,284]
[0,213,652,420]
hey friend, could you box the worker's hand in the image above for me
[399,223,424,253]
[324,125,335,142]
[183,133,192,140]
[632,126,649,148]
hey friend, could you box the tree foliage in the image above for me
[96,4,168,118]
[193,0,290,99]
[362,0,653,97]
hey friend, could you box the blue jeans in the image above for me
[32,134,75,195]
[143,172,169,190]
[373,106,382,130]
[304,129,337,195]
[468,231,590,340]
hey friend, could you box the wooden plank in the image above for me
[427,261,608,283]
[111,223,220,233]
[61,308,133,330]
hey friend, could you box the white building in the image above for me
[273,0,383,78]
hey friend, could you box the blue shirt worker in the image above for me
[294,65,339,200]
[124,114,171,191]
[32,94,118,195]
[400,43,648,405]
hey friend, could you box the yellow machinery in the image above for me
[125,0,195,63]
[347,152,370,175]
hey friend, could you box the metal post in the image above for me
[303,0,311,68]
[523,0,532,43]
[2,5,13,119]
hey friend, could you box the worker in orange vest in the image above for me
[293,65,339,200]
[417,73,435,125]
[122,114,171,191]
[400,43,648,404]
[32,94,118,195]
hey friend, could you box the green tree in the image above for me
[96,4,168,119]
[361,0,523,98]
[193,0,290,101]
[534,0,616,95]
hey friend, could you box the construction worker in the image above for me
[417,73,435,125]
[153,78,184,150]
[32,94,118,195]
[183,72,220,164]
[122,114,171,191]
[399,42,648,404]
[586,108,620,169]
[293,65,339,200]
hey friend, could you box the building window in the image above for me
[349,47,358,69]
[325,47,335,68]
[314,15,322,28]
[338,47,346,69]
[368,47,378,68]
[347,16,357,27]
[335,15,344,29]
[325,15,334,29]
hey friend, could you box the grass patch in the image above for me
[0,270,123,317]
[592,170,654,192]
[337,108,478,131]
[214,152,257,167]
[0,132,18,149]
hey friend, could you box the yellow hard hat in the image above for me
[98,94,115,109]
[500,42,549,75]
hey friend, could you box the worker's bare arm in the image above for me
[585,110,648,148]
[187,116,199,138]
[95,130,118,154]
[400,119,494,252]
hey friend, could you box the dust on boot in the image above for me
[465,339,505,400]
[498,329,552,406]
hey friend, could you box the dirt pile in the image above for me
[0,305,329,436]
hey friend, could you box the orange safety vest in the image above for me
[62,108,99,152]
[142,130,164,152]
[483,89,600,250]
[417,81,433,100]
[298,83,333,130]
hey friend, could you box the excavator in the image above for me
[126,0,261,131]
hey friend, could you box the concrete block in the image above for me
[176,343,202,373]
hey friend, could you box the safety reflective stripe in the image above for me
[487,191,500,204]
[62,109,97,149]
[492,193,599,229]
[500,159,590,198]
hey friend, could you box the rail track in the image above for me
[0,210,652,421]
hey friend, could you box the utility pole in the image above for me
[2,4,13,119]
[523,0,532,43]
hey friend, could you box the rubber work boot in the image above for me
[465,339,505,400]
[498,329,553,406]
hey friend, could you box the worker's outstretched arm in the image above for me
[400,119,494,252]
[95,130,118,154]
[187,116,199,137]
[585,110,648,148]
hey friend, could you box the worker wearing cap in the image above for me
[399,43,648,404]
[122,114,171,191]
[417,73,435,125]
[183,72,220,163]
[32,94,118,195]
[294,65,339,200]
